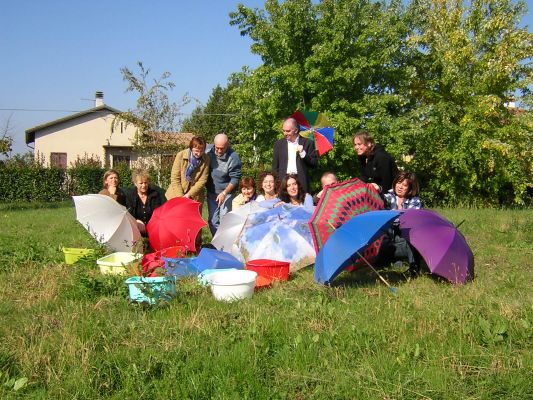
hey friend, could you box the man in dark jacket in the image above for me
[272,117,318,194]
[353,130,398,192]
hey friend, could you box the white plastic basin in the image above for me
[208,270,258,302]
[96,252,142,275]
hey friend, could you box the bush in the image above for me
[67,154,105,195]
[0,164,67,202]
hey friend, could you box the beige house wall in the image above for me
[33,110,138,167]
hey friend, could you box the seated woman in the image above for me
[232,177,257,210]
[384,172,422,210]
[275,174,314,208]
[256,171,279,202]
[126,169,165,235]
[379,172,422,276]
[99,169,126,206]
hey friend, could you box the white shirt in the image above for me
[286,136,306,174]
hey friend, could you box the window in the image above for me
[50,152,67,169]
[112,155,130,167]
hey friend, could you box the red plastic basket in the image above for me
[246,259,290,287]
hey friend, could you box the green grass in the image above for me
[0,204,532,399]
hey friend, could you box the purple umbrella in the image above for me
[399,209,474,284]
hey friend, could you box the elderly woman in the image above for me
[99,169,126,206]
[232,176,257,210]
[353,130,398,192]
[275,174,313,208]
[384,172,422,210]
[126,169,165,235]
[165,136,210,204]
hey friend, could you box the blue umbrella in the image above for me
[314,210,400,285]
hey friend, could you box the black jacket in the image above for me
[358,144,398,192]
[272,136,318,194]
[125,185,165,225]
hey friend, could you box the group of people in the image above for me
[99,117,422,268]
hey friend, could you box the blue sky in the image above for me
[0,1,264,154]
[1,0,532,155]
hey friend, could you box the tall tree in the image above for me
[228,0,532,203]
[229,0,411,183]
[400,0,532,204]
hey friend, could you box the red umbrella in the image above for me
[147,197,206,252]
[309,178,385,270]
[290,109,334,156]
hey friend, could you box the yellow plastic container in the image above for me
[96,252,143,275]
[63,248,95,265]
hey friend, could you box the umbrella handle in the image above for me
[355,251,397,293]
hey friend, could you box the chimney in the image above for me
[95,91,104,107]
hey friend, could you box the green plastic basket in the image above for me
[63,248,95,265]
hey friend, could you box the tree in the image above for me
[229,0,412,185]
[227,0,532,203]
[0,115,14,157]
[399,0,533,204]
[116,61,189,151]
[181,84,237,140]
[115,61,190,186]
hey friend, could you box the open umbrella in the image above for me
[210,201,265,260]
[236,205,315,272]
[290,109,334,156]
[309,178,385,271]
[73,194,141,252]
[147,197,206,252]
[314,210,400,284]
[399,209,474,284]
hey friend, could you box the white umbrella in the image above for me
[211,201,265,260]
[73,194,141,252]
[235,205,316,272]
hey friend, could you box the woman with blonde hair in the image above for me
[126,169,165,235]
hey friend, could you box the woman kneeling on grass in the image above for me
[378,171,423,276]
[232,176,257,210]
[99,169,127,206]
[383,172,422,210]
[126,169,165,235]
[275,174,313,208]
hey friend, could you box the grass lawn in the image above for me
[0,202,532,399]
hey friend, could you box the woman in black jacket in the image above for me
[126,169,165,235]
[353,130,398,192]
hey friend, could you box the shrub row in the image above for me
[0,162,176,203]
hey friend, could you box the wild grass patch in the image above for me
[0,204,531,398]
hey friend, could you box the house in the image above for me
[25,91,193,168]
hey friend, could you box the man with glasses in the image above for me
[206,133,242,235]
[272,117,317,194]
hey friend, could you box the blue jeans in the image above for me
[207,191,235,236]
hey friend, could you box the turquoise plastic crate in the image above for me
[125,276,176,304]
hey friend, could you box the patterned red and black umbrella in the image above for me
[309,178,385,270]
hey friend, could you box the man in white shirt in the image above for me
[272,118,318,194]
